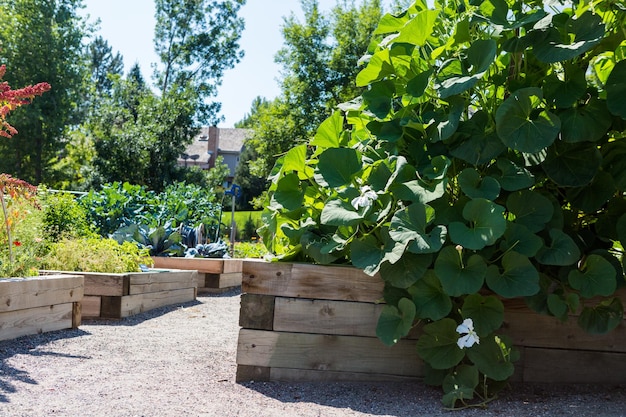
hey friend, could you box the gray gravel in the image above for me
[1,289,625,417]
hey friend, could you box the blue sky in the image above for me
[81,0,348,128]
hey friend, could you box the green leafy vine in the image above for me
[261,0,626,408]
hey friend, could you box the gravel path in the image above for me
[1,289,625,417]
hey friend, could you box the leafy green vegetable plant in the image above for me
[260,0,626,408]
[111,221,184,257]
[79,181,220,237]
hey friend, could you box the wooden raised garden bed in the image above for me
[236,260,626,384]
[151,257,243,293]
[0,275,83,342]
[42,269,197,319]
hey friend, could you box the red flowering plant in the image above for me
[0,65,50,275]
[0,64,51,137]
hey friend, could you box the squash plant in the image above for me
[260,0,626,408]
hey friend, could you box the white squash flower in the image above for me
[351,185,378,210]
[456,318,480,349]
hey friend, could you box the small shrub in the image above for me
[241,215,259,241]
[41,191,91,241]
[42,237,151,273]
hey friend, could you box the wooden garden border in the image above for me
[0,274,83,341]
[42,269,197,319]
[237,260,626,384]
[151,257,243,293]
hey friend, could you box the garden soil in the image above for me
[1,289,625,417]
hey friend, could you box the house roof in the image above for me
[177,127,251,167]
[218,128,252,152]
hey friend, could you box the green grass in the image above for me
[221,210,262,227]
[220,210,263,241]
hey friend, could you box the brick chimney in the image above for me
[207,126,219,169]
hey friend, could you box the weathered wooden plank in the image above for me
[273,297,383,338]
[151,256,225,273]
[236,329,423,377]
[223,259,243,274]
[82,273,129,296]
[0,275,84,313]
[203,272,242,289]
[128,270,197,294]
[0,303,73,341]
[242,260,292,294]
[239,294,275,330]
[269,367,422,382]
[243,261,384,303]
[235,365,271,382]
[502,310,626,353]
[119,287,196,318]
[81,296,101,319]
[521,347,626,384]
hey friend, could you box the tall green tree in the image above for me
[242,0,383,182]
[153,0,246,124]
[88,36,124,94]
[85,0,247,191]
[0,0,90,184]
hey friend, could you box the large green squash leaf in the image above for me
[320,198,363,226]
[311,112,344,148]
[434,245,487,296]
[458,168,500,201]
[466,334,516,381]
[394,9,439,46]
[450,111,506,165]
[408,270,452,320]
[436,40,496,98]
[568,254,617,298]
[461,294,504,336]
[405,68,433,99]
[416,318,465,369]
[602,140,626,192]
[273,173,305,211]
[317,148,362,187]
[542,141,602,187]
[376,297,416,345]
[389,204,446,253]
[426,96,465,142]
[566,171,616,213]
[578,298,624,334]
[535,228,581,266]
[350,235,385,276]
[449,199,507,250]
[362,80,395,119]
[356,49,393,87]
[543,63,587,109]
[485,251,540,297]
[379,252,432,289]
[532,12,604,63]
[500,222,543,257]
[506,190,553,233]
[496,87,561,153]
[606,60,626,119]
[559,98,612,143]
[494,158,535,191]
